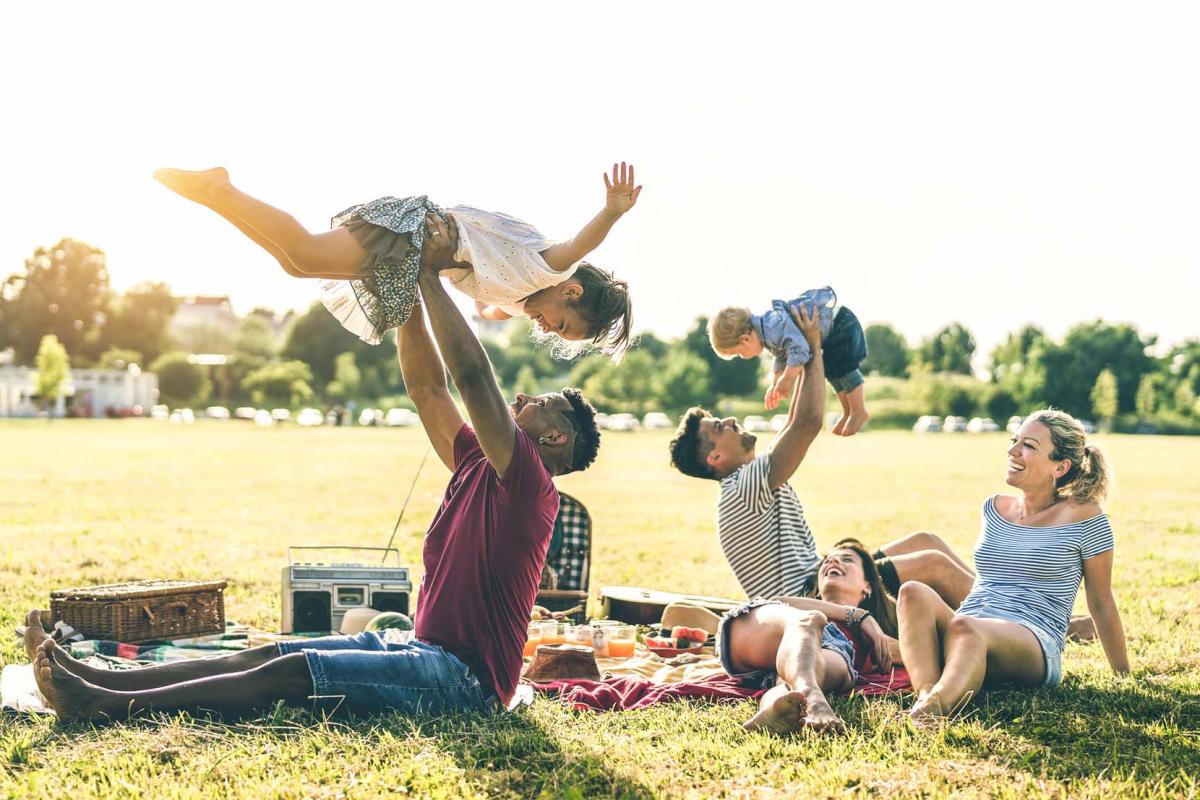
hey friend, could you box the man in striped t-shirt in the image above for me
[669,304,975,607]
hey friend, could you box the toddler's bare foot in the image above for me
[831,414,849,436]
[33,640,109,722]
[840,410,869,436]
[153,166,230,205]
[801,693,846,734]
[23,609,51,662]
[745,689,808,735]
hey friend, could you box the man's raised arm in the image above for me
[396,301,463,471]
[416,214,518,478]
[767,305,826,489]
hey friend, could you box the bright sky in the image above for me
[3,2,1197,368]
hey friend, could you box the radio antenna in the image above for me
[381,446,432,564]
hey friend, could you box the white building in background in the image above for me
[0,366,158,418]
[170,296,239,339]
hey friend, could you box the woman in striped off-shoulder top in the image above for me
[898,409,1130,726]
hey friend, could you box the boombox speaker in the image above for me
[281,546,413,634]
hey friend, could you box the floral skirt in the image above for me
[320,195,448,345]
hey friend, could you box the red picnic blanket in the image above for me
[531,667,911,711]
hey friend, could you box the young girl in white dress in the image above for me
[153,163,640,356]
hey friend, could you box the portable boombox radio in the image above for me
[281,546,412,634]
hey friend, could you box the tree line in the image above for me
[2,239,1197,433]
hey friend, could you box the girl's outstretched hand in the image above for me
[604,162,642,215]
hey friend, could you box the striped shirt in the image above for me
[717,450,821,598]
[958,496,1114,654]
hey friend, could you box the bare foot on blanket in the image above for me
[34,640,109,722]
[24,609,50,662]
[153,166,230,205]
[745,689,808,734]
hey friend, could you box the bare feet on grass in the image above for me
[23,609,50,662]
[745,689,846,735]
[908,691,950,729]
[745,689,808,734]
[33,640,109,722]
[153,166,230,205]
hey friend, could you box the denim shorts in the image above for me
[824,306,867,394]
[276,631,500,715]
[955,609,1063,687]
[716,599,858,690]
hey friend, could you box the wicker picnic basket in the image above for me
[50,579,227,643]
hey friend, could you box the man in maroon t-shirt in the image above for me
[27,213,602,722]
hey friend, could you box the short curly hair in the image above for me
[707,307,754,357]
[668,407,717,480]
[561,387,601,474]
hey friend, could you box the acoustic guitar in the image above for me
[599,585,742,625]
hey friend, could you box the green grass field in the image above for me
[1,420,1198,799]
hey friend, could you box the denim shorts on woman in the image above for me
[276,631,500,714]
[716,599,858,690]
[955,608,1063,687]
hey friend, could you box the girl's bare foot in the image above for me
[745,689,808,734]
[908,692,949,729]
[153,166,230,205]
[801,694,846,734]
[23,609,51,662]
[832,414,849,436]
[840,410,869,436]
[33,640,111,722]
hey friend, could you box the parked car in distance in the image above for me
[386,408,418,427]
[1079,419,1098,433]
[168,408,195,425]
[271,408,291,423]
[642,412,672,430]
[743,415,771,432]
[606,413,640,431]
[205,406,230,420]
[254,409,274,427]
[594,412,610,430]
[1006,415,1023,434]
[943,416,968,433]
[150,404,170,421]
[296,408,324,427]
[966,417,1000,433]
[771,414,789,431]
[234,406,257,420]
[912,415,943,433]
[358,408,384,427]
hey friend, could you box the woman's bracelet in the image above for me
[844,607,872,626]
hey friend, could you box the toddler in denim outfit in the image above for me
[708,286,870,436]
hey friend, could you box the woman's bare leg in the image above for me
[881,531,973,574]
[897,582,955,697]
[34,639,312,722]
[154,167,368,278]
[909,616,1045,726]
[734,607,851,735]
